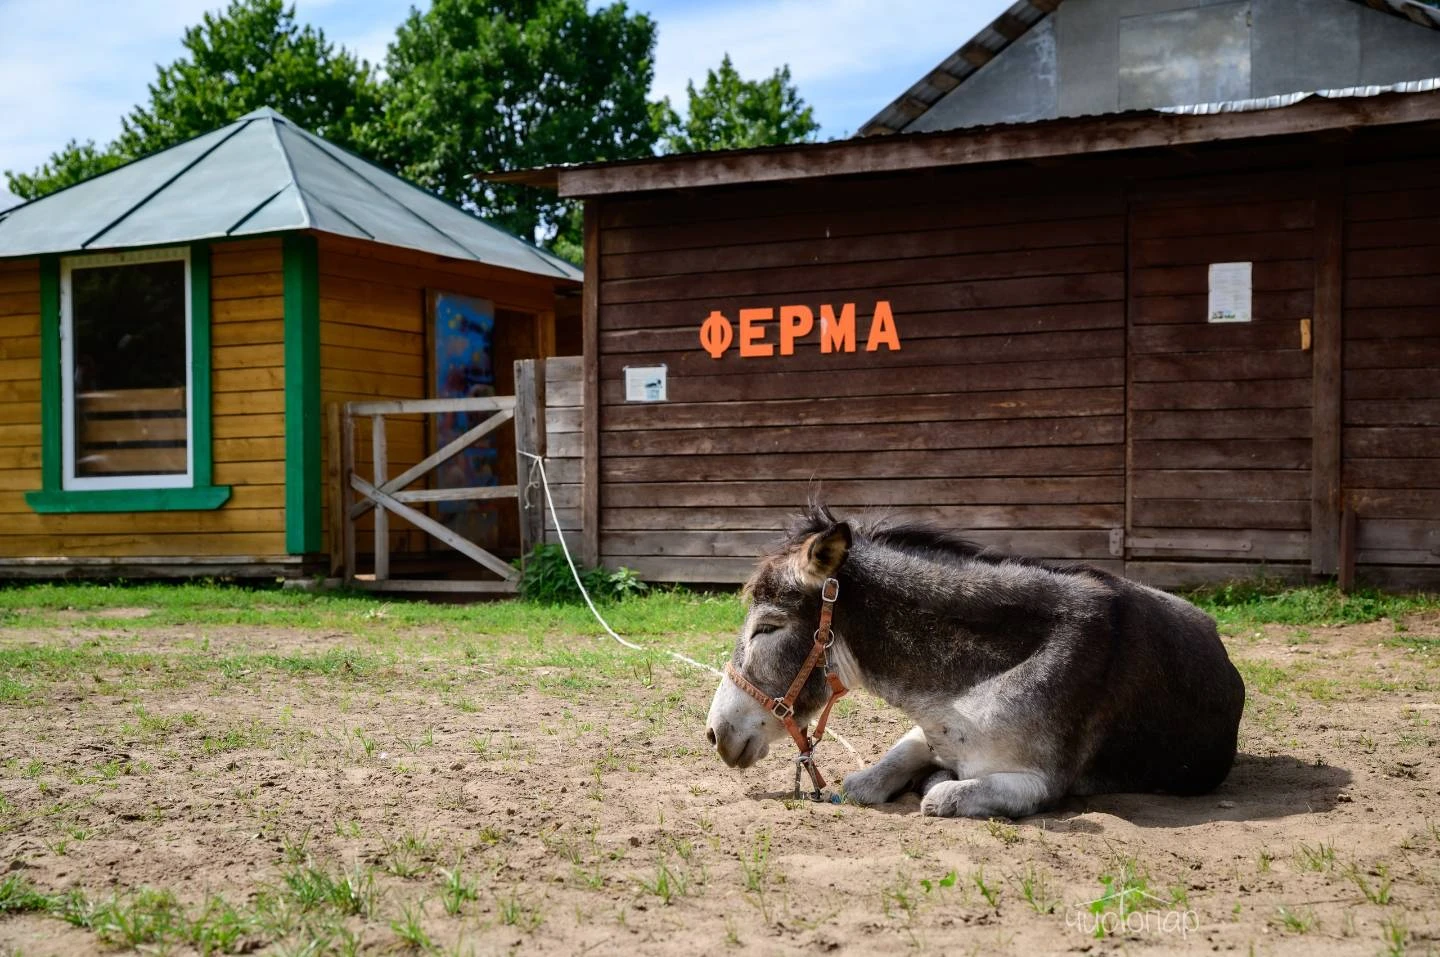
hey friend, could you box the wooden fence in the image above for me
[328,356,586,590]
[512,356,585,554]
[332,395,522,593]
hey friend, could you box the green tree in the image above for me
[116,0,382,156]
[4,141,127,201]
[5,0,381,200]
[364,0,660,255]
[654,54,820,154]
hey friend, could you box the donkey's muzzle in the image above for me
[707,721,764,768]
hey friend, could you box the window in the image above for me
[25,243,230,513]
[61,248,192,489]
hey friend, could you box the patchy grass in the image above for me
[0,584,745,716]
[1186,580,1440,630]
[0,581,743,638]
[5,578,1433,641]
[1,579,1438,954]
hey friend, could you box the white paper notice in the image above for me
[624,365,667,402]
[1207,262,1252,323]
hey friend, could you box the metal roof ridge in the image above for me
[237,105,292,123]
[264,113,313,231]
[225,185,291,235]
[294,181,377,240]
[282,121,577,278]
[277,121,480,260]
[82,119,253,248]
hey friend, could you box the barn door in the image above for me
[1125,176,1316,583]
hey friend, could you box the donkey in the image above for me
[705,505,1246,818]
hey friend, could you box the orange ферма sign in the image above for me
[698,301,901,359]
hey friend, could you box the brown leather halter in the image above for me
[724,576,849,800]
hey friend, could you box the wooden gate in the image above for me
[332,394,534,593]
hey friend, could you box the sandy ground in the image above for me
[0,614,1437,956]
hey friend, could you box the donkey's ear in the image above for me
[801,522,851,582]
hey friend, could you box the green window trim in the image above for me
[26,487,232,513]
[24,244,231,514]
[283,233,322,555]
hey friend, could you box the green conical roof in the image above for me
[0,108,579,281]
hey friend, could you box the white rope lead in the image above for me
[516,450,863,769]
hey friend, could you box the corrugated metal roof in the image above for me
[861,0,1061,137]
[1361,0,1440,28]
[861,0,1440,137]
[1158,76,1440,113]
[0,108,580,281]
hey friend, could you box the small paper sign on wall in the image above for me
[624,365,667,402]
[1207,262,1252,323]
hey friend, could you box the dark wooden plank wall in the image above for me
[1124,174,1316,586]
[540,356,585,546]
[1343,161,1440,579]
[594,172,1128,582]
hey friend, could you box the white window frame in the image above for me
[60,246,195,491]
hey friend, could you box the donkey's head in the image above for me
[705,505,852,769]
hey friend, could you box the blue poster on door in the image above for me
[431,291,499,549]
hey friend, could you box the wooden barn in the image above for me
[0,107,580,580]
[507,0,1440,590]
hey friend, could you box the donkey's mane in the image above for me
[790,503,1103,577]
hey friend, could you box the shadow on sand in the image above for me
[750,753,1352,829]
[1037,753,1353,830]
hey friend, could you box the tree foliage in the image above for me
[4,0,381,201]
[4,141,128,202]
[6,0,820,260]
[653,54,819,154]
[117,0,382,156]
[364,0,660,253]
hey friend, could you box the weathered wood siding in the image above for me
[1124,175,1316,587]
[0,239,289,560]
[540,355,584,545]
[1343,164,1440,583]
[318,236,427,558]
[0,259,43,547]
[594,174,1129,581]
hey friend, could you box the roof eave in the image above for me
[859,0,1064,137]
[478,168,560,189]
[554,86,1440,198]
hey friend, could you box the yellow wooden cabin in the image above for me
[0,108,581,579]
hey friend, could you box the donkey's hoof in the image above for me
[841,766,903,805]
[920,779,989,818]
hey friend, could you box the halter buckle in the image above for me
[770,700,794,720]
[820,577,840,603]
[793,752,825,802]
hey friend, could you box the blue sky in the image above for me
[0,0,1012,190]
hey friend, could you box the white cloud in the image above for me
[0,0,407,178]
[292,0,412,69]
[338,24,400,68]
[0,0,217,176]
